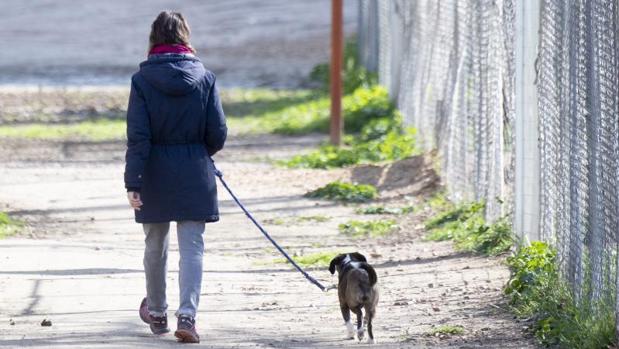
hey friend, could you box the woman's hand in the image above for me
[127,191,143,211]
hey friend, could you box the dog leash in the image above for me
[212,164,332,292]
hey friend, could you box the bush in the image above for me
[304,181,377,203]
[505,242,557,304]
[505,242,616,348]
[281,97,418,169]
[342,86,395,133]
[309,39,377,95]
[338,219,398,238]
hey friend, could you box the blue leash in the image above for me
[212,165,329,292]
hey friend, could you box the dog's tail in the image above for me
[359,262,377,286]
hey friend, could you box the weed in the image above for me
[265,215,332,226]
[274,251,339,268]
[297,215,331,223]
[426,192,452,211]
[505,242,616,348]
[264,217,287,226]
[283,145,360,169]
[338,219,398,238]
[455,217,514,256]
[304,181,377,203]
[423,201,514,256]
[356,205,414,215]
[426,325,465,336]
[424,221,463,241]
[424,201,484,230]
[0,212,22,239]
[282,112,418,169]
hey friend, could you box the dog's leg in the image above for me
[366,308,376,344]
[354,307,364,340]
[340,305,354,339]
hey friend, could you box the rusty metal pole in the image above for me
[330,0,343,146]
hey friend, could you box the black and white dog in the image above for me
[329,252,379,343]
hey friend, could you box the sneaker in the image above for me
[139,297,170,335]
[174,315,200,343]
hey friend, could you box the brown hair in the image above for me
[149,11,195,53]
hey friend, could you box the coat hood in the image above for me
[139,54,206,96]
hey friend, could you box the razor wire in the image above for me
[358,0,619,320]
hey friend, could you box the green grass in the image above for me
[309,38,377,95]
[273,251,339,268]
[221,88,316,118]
[0,88,320,140]
[505,242,616,348]
[355,205,414,215]
[0,212,23,239]
[0,119,126,141]
[426,325,465,336]
[0,83,399,144]
[304,181,377,203]
[423,201,514,256]
[226,92,330,135]
[226,38,379,135]
[338,219,398,238]
[226,86,396,136]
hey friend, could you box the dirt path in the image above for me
[0,135,537,348]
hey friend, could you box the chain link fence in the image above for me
[537,0,619,306]
[359,0,515,220]
[358,0,619,324]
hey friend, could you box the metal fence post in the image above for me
[330,0,343,146]
[514,0,541,243]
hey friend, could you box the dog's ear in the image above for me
[360,263,378,286]
[329,254,346,274]
[350,252,367,262]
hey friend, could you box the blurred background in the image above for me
[0,0,357,87]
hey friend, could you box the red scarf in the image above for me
[149,44,194,55]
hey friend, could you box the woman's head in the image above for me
[149,11,195,53]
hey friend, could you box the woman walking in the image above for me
[124,11,227,343]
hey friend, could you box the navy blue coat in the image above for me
[124,54,227,223]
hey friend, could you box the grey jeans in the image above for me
[143,221,205,318]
